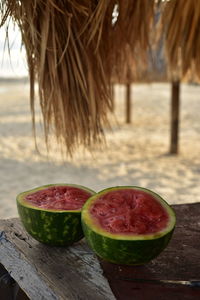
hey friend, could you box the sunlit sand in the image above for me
[0,82,200,218]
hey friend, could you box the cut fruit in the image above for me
[81,186,176,265]
[17,184,95,246]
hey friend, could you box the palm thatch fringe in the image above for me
[0,1,159,155]
[111,0,155,83]
[158,0,200,81]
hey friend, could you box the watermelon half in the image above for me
[17,184,95,246]
[81,186,176,265]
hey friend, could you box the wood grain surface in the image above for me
[0,219,115,300]
[0,203,199,300]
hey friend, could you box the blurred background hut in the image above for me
[0,0,200,156]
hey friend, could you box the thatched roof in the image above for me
[0,0,199,155]
[158,0,200,82]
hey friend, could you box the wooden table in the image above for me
[0,203,199,300]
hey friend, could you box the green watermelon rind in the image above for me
[82,220,174,265]
[81,186,176,265]
[17,183,95,246]
[17,205,83,246]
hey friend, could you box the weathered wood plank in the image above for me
[0,219,115,300]
[1,204,199,300]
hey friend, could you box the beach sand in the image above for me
[0,82,200,218]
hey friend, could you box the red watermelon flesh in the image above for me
[25,186,92,210]
[90,189,169,234]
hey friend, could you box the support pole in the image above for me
[110,84,115,112]
[170,80,180,154]
[126,84,131,123]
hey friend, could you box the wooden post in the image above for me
[170,80,180,154]
[126,84,131,123]
[110,84,114,112]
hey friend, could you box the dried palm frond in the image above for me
[0,0,155,155]
[0,0,116,155]
[111,0,155,83]
[158,0,200,81]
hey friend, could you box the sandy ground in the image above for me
[0,82,200,218]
